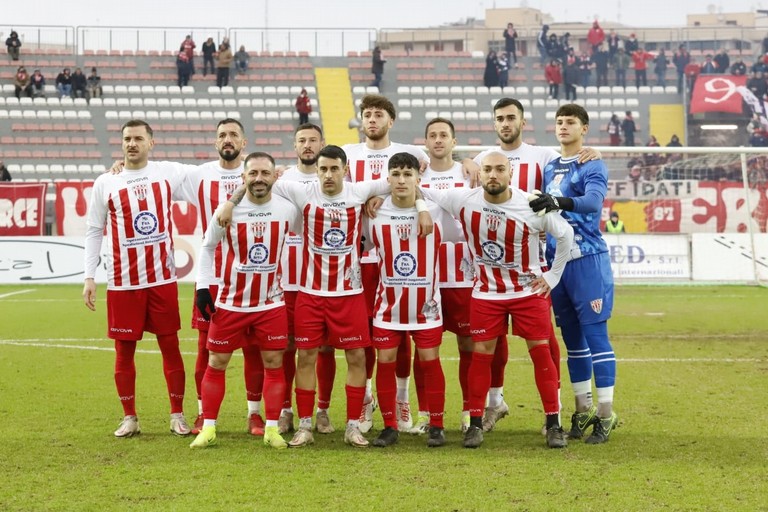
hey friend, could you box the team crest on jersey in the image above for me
[434,182,450,190]
[250,222,267,239]
[486,214,501,232]
[326,207,343,222]
[590,298,603,314]
[396,223,412,240]
[394,252,417,277]
[248,243,269,264]
[131,183,149,201]
[552,174,564,187]
[224,180,240,197]
[369,159,385,176]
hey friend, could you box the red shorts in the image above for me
[440,287,472,336]
[470,294,552,342]
[371,326,443,350]
[284,290,297,336]
[293,292,371,350]
[106,282,180,340]
[361,262,379,319]
[191,284,219,331]
[206,306,289,353]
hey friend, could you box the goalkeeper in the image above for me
[529,103,619,445]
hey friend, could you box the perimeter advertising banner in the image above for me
[0,183,47,236]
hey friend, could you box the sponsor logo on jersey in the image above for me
[110,327,134,333]
[481,240,504,261]
[208,338,228,345]
[372,336,389,343]
[248,243,269,264]
[590,298,603,314]
[470,328,487,335]
[396,223,412,240]
[248,212,272,218]
[340,335,362,343]
[486,214,501,231]
[268,334,288,341]
[133,211,158,235]
[250,221,267,238]
[394,252,417,276]
[131,183,148,200]
[324,228,346,247]
[294,336,310,343]
[127,177,148,184]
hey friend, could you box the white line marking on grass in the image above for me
[0,289,34,299]
[0,340,763,363]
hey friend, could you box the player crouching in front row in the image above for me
[190,152,301,449]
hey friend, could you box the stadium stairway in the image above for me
[314,67,358,145]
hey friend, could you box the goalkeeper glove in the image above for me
[195,288,216,321]
[528,190,574,216]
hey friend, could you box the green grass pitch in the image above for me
[1,284,766,511]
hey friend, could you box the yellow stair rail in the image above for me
[314,68,359,146]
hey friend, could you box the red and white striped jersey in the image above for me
[342,142,429,183]
[272,178,390,297]
[473,143,559,192]
[425,187,573,300]
[86,162,187,290]
[196,196,300,312]
[278,165,318,291]
[420,162,474,289]
[365,198,461,330]
[175,160,244,284]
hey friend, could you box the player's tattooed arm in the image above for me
[217,184,246,227]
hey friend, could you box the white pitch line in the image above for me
[0,289,34,299]
[0,340,762,363]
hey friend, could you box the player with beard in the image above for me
[471,98,599,434]
[174,119,268,438]
[275,123,338,436]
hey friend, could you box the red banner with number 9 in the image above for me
[689,75,747,114]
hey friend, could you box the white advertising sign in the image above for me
[691,233,768,282]
[604,234,690,280]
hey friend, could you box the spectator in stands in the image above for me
[234,45,250,74]
[631,47,653,87]
[483,50,499,88]
[545,59,562,99]
[578,51,592,87]
[371,46,386,89]
[684,58,701,93]
[537,24,550,64]
[730,57,747,76]
[746,69,767,101]
[607,30,621,60]
[30,69,45,97]
[5,30,21,61]
[547,33,561,63]
[587,20,605,55]
[176,50,191,87]
[593,43,610,87]
[87,67,102,99]
[605,212,625,233]
[654,49,669,87]
[13,65,32,99]
[621,111,637,146]
[643,135,661,178]
[0,161,11,182]
[71,67,87,99]
[563,56,579,100]
[558,32,571,61]
[628,163,643,182]
[202,37,217,77]
[216,41,233,87]
[55,68,72,98]
[497,53,509,88]
[624,33,639,53]
[763,34,768,55]
[673,45,691,93]
[295,88,312,125]
[701,54,717,74]
[607,114,622,146]
[613,47,629,88]
[503,23,518,68]
[665,135,683,163]
[180,35,196,75]
[713,48,730,74]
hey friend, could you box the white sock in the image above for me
[396,377,409,402]
[281,407,293,415]
[316,407,328,414]
[197,399,203,415]
[572,379,593,412]
[347,419,360,428]
[488,387,503,408]
[364,378,373,402]
[248,400,261,415]
[299,417,312,430]
[265,419,278,428]
[203,419,216,428]
[596,386,615,418]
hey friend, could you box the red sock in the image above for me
[114,340,137,416]
[316,349,336,409]
[262,367,285,422]
[195,330,209,400]
[375,360,398,429]
[548,325,561,387]
[395,334,412,379]
[413,349,426,412]
[295,387,316,420]
[282,346,296,409]
[490,334,508,388]
[243,345,263,402]
[468,352,494,418]
[364,345,376,380]
[157,333,185,414]
[201,365,226,421]
[420,358,445,429]
[346,384,366,423]
[458,350,472,412]
[529,344,560,415]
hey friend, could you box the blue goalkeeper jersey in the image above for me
[543,155,608,263]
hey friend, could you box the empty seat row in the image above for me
[252,111,321,121]
[394,85,677,96]
[0,110,91,119]
[422,111,529,121]
[544,110,641,120]
[397,98,479,108]
[209,85,317,95]
[104,110,242,121]
[90,97,319,108]
[1,135,98,145]
[8,164,106,175]
[0,96,88,107]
